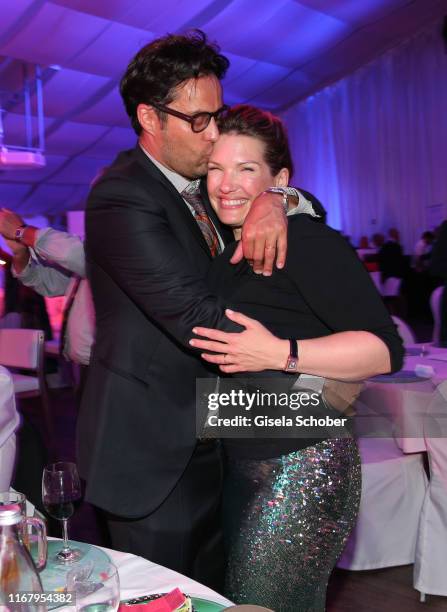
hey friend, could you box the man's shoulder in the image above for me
[96,147,157,186]
[89,146,175,204]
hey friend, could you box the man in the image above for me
[78,30,316,590]
[430,220,447,346]
[0,210,94,368]
[378,227,405,281]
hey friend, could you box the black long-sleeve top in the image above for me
[207,214,404,459]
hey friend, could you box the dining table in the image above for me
[354,344,447,597]
[45,538,233,611]
[355,343,447,453]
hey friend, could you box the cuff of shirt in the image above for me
[284,186,321,218]
[11,227,52,279]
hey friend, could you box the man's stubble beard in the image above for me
[161,136,208,180]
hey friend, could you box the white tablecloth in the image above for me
[355,346,447,596]
[355,344,447,453]
[103,545,231,606]
[59,541,232,610]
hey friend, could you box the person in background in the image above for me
[356,235,377,264]
[0,246,53,341]
[359,235,370,249]
[372,232,385,249]
[430,220,447,346]
[413,230,434,272]
[0,209,94,375]
[378,227,405,282]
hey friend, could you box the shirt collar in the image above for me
[139,144,190,194]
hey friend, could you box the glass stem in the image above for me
[61,519,70,551]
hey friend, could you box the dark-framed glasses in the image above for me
[151,102,229,133]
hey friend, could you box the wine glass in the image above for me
[42,461,82,563]
[69,562,120,612]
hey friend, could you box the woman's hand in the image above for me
[189,309,288,373]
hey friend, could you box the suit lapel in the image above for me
[133,147,212,258]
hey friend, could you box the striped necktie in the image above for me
[182,180,221,257]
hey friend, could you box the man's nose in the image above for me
[203,117,219,142]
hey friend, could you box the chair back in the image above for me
[0,329,45,370]
[391,316,416,346]
[0,312,21,329]
[0,366,19,447]
[382,277,402,297]
[430,286,444,345]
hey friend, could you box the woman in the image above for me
[190,105,403,611]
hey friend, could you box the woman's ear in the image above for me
[137,104,159,136]
[274,168,289,188]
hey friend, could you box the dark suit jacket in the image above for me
[378,240,405,281]
[77,145,237,517]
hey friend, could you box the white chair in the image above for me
[381,277,402,297]
[430,286,444,345]
[391,315,416,346]
[0,329,52,439]
[0,312,21,329]
[414,381,447,598]
[0,366,20,490]
[337,437,427,570]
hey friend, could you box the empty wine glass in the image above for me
[42,461,82,563]
[419,344,428,357]
[69,562,120,612]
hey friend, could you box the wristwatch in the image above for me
[14,225,28,242]
[284,338,299,372]
[263,187,289,213]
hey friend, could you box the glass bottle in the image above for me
[0,504,46,611]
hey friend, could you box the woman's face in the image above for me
[207,133,288,237]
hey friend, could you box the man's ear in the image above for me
[274,168,289,188]
[137,104,159,136]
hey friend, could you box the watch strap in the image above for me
[284,338,299,372]
[263,187,288,213]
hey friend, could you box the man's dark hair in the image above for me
[217,104,294,178]
[120,30,229,135]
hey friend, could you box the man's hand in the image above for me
[3,237,30,273]
[231,192,287,276]
[0,208,25,239]
[4,236,27,256]
[189,309,288,373]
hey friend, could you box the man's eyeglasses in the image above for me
[150,102,229,133]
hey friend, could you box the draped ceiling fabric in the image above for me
[282,19,447,252]
[0,0,447,249]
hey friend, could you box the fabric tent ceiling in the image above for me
[1,0,446,215]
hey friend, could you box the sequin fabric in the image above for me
[223,438,361,612]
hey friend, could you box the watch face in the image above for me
[15,226,25,240]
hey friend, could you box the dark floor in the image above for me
[13,310,447,611]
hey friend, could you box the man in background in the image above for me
[0,209,94,373]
